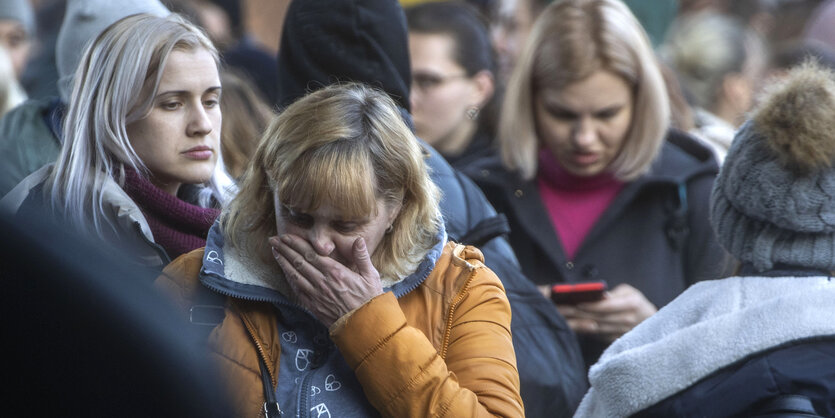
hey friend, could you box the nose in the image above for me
[307,226,335,256]
[409,88,420,109]
[187,104,214,137]
[572,117,597,148]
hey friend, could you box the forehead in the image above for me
[409,33,456,66]
[158,48,219,91]
[539,70,632,108]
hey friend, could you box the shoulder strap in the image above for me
[450,169,511,247]
[188,283,227,341]
[258,355,283,417]
[664,182,690,251]
[457,213,511,248]
[749,394,823,417]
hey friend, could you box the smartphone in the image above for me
[550,280,608,305]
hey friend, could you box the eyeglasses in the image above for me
[411,72,468,92]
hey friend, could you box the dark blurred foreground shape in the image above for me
[0,206,233,417]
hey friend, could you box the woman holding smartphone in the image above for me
[464,0,729,367]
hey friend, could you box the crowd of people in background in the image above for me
[2,0,835,416]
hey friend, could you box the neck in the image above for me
[436,120,477,157]
[150,176,182,197]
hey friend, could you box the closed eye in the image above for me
[281,206,313,228]
[594,106,623,119]
[545,106,578,120]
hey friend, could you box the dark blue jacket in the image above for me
[275,0,588,415]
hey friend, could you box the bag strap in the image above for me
[188,283,227,341]
[450,169,511,247]
[258,355,283,417]
[750,394,822,417]
[457,213,511,248]
[664,182,689,251]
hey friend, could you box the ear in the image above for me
[470,69,496,108]
[386,198,403,227]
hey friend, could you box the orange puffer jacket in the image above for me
[156,242,524,417]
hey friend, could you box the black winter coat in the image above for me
[464,130,731,367]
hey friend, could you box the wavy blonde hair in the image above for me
[223,83,442,280]
[500,0,669,181]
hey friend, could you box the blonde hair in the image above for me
[47,13,219,236]
[500,0,669,181]
[223,83,442,280]
[219,69,275,179]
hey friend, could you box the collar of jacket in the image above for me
[197,219,448,305]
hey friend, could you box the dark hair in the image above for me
[406,1,500,135]
[406,1,494,77]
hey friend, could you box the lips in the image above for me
[571,152,600,166]
[182,145,213,160]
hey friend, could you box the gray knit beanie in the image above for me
[0,0,35,36]
[55,0,169,102]
[710,60,835,272]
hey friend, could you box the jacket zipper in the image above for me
[240,305,282,416]
[440,268,479,359]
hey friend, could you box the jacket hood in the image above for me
[575,275,835,417]
[275,0,411,111]
[198,219,447,304]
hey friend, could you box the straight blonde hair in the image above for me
[500,0,669,181]
[223,83,442,281]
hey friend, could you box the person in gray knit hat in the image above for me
[574,60,835,417]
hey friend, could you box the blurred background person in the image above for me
[490,0,549,84]
[2,204,234,418]
[156,82,524,417]
[275,0,588,415]
[19,0,64,100]
[406,1,498,169]
[1,13,225,273]
[0,0,34,82]
[218,68,273,180]
[661,10,767,162]
[0,0,171,197]
[0,45,25,117]
[576,60,835,418]
[465,0,728,369]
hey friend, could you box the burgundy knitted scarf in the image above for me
[122,168,220,261]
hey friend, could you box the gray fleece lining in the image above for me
[575,276,835,417]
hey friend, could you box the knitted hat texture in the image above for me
[710,61,835,271]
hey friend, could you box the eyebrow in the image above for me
[155,86,222,97]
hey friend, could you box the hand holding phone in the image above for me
[550,280,608,305]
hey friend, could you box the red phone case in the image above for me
[550,281,607,304]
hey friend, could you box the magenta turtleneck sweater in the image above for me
[536,149,624,260]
